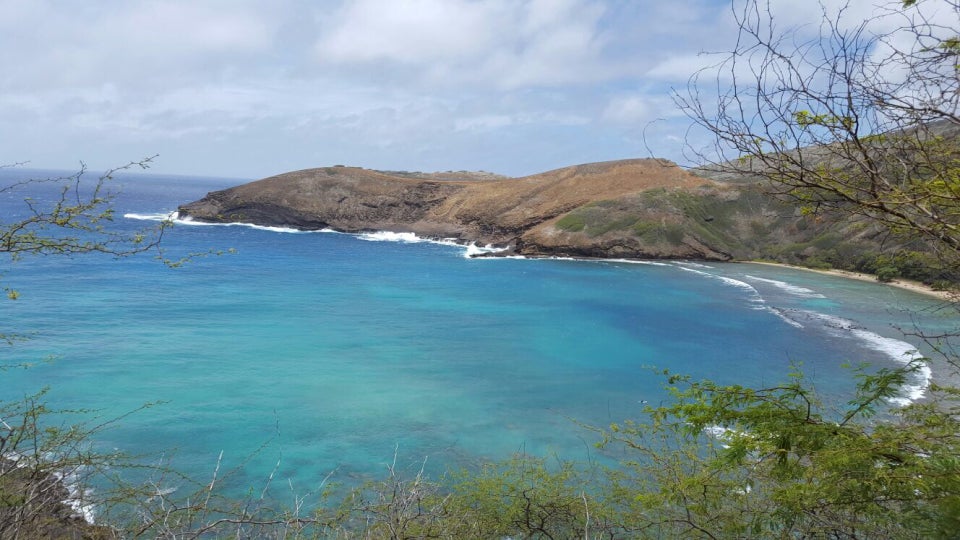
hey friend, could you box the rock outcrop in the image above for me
[177,157,929,265]
[179,159,736,260]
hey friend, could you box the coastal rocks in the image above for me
[178,157,930,264]
[178,167,465,235]
[178,159,746,260]
[0,458,108,539]
[184,156,938,266]
[514,234,734,261]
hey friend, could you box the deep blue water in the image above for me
[1,168,956,507]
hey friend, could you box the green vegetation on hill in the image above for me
[548,182,958,286]
[4,0,960,537]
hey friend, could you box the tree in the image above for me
[601,0,960,536]
[5,1,960,535]
[0,159,173,537]
[680,0,960,283]
[0,161,338,538]
[1,159,170,347]
[594,364,960,538]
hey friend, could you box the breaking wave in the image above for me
[125,213,519,259]
[54,468,96,524]
[463,243,511,258]
[124,212,327,234]
[676,265,764,303]
[744,275,826,298]
[3,451,96,524]
[357,231,450,244]
[795,311,929,406]
[678,268,929,404]
[676,265,809,327]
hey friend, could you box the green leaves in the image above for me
[792,110,855,130]
[1,158,166,260]
[587,362,960,538]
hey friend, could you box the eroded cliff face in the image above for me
[179,158,900,263]
[178,167,467,234]
[178,159,742,259]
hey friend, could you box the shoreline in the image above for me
[143,213,957,303]
[745,261,957,302]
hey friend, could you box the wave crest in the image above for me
[125,212,330,234]
[797,311,929,405]
[745,275,826,298]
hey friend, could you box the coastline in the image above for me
[746,261,957,302]
[149,212,957,303]
[745,260,960,406]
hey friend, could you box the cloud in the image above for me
[0,0,744,177]
[313,0,610,89]
[646,53,728,82]
[601,95,652,124]
[0,0,280,92]
[315,0,499,64]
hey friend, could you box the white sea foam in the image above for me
[703,425,758,450]
[744,275,827,298]
[53,468,96,524]
[124,212,326,234]
[358,231,432,243]
[358,231,477,250]
[126,214,517,258]
[676,266,816,329]
[244,224,318,233]
[675,265,712,278]
[124,211,176,222]
[3,451,96,524]
[355,230,519,259]
[530,256,673,266]
[463,243,511,258]
[850,328,930,406]
[703,424,733,444]
[765,307,805,329]
[677,266,765,303]
[605,258,672,266]
[798,311,929,405]
[717,276,763,298]
[674,261,715,269]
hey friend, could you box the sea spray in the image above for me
[744,275,827,299]
[788,311,929,405]
[2,452,97,524]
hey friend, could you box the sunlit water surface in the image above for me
[1,169,955,509]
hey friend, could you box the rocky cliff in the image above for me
[177,158,933,268]
[178,159,739,260]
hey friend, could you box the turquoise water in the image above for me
[1,169,956,503]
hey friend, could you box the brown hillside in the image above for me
[178,159,716,250]
[433,159,711,236]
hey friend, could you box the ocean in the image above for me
[1,168,956,512]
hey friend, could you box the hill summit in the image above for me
[178,157,936,269]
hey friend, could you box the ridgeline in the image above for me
[178,158,950,284]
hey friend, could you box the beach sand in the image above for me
[747,261,957,302]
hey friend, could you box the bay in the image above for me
[1,168,955,503]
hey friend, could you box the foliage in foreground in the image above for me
[3,361,960,539]
[4,0,960,536]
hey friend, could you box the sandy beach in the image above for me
[747,261,957,302]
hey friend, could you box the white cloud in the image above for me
[602,95,650,124]
[454,114,515,132]
[313,0,609,89]
[0,0,750,177]
[315,0,499,64]
[646,52,728,82]
[1,1,280,92]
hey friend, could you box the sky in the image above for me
[0,0,922,179]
